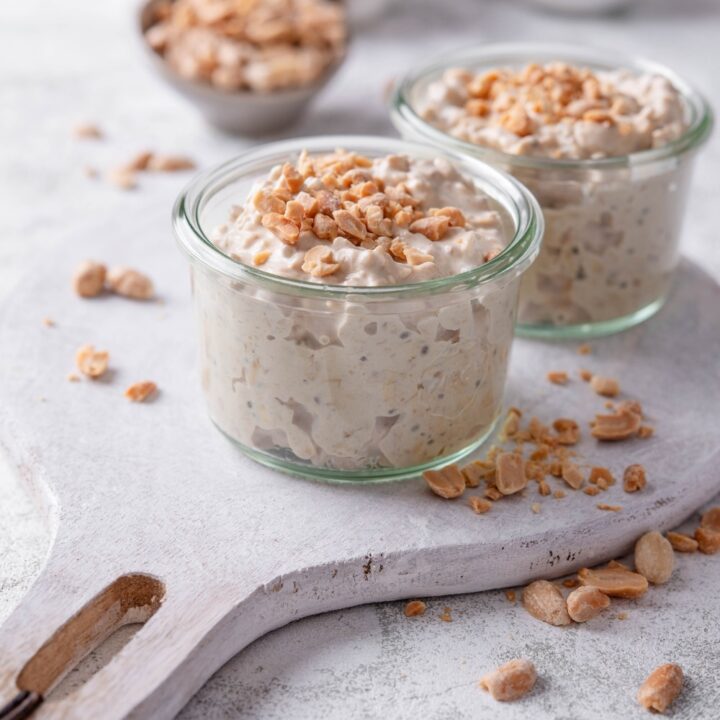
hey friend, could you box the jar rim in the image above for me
[173,135,543,299]
[390,42,714,171]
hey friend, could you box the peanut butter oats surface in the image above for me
[174,138,542,479]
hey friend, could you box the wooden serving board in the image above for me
[1,208,718,720]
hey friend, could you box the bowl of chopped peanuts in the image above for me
[173,135,543,480]
[139,0,349,134]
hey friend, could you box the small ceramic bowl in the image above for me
[137,0,349,135]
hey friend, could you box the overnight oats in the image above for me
[391,44,712,337]
[174,137,542,480]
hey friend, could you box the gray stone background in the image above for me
[1,0,719,717]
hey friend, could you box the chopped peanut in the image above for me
[637,664,683,713]
[468,496,492,514]
[480,659,537,702]
[403,600,427,617]
[73,261,106,298]
[124,381,158,402]
[590,375,620,397]
[623,464,647,493]
[107,267,155,300]
[423,464,466,499]
[547,370,568,385]
[75,345,109,379]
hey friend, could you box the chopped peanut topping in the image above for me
[579,369,593,382]
[403,600,427,617]
[461,459,495,488]
[409,216,450,241]
[301,245,340,278]
[597,503,622,512]
[423,464,466,499]
[125,381,158,403]
[253,250,272,266]
[591,405,642,441]
[262,212,300,245]
[589,466,614,486]
[561,461,584,490]
[553,418,580,445]
[700,506,720,532]
[75,345,109,379]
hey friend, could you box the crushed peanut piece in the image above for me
[480,659,537,702]
[67,372,80,382]
[505,589,516,603]
[75,345,109,379]
[469,496,492,514]
[423,464,466,499]
[553,489,566,499]
[637,663,684,714]
[566,586,610,622]
[253,250,272,266]
[42,317,55,327]
[522,580,572,626]
[107,267,155,300]
[583,486,600,496]
[666,531,698,553]
[403,600,427,617]
[577,344,592,355]
[495,452,527,495]
[634,531,674,584]
[538,480,551,496]
[485,486,503,501]
[700,506,720,532]
[623,464,647,493]
[106,168,137,190]
[461,459,495,488]
[122,151,153,173]
[694,527,720,555]
[531,502,541,514]
[72,260,107,298]
[73,122,103,139]
[638,425,655,438]
[124,381,158,403]
[589,466,614,486]
[579,369,593,382]
[590,375,620,397]
[553,418,580,445]
[597,503,622,512]
[439,607,453,622]
[146,154,195,172]
[562,578,579,589]
[578,564,648,599]
[561,461,584,490]
[616,612,628,620]
[591,405,642,441]
[547,370,569,385]
[301,245,340,277]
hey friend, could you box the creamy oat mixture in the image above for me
[415,62,692,328]
[193,150,523,472]
[212,150,512,286]
[145,0,346,92]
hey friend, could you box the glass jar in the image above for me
[174,136,542,481]
[390,43,713,338]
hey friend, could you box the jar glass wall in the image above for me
[390,44,713,338]
[174,136,542,481]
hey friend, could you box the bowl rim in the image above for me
[172,135,544,299]
[390,41,714,171]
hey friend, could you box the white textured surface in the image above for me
[1,0,719,718]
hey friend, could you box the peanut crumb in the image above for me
[439,607,453,622]
[547,370,569,385]
[638,425,654,439]
[73,260,107,298]
[562,578,579,589]
[531,502,541,514]
[505,589,516,603]
[579,369,593,382]
[468,496,492,514]
[616,612,628,620]
[107,267,154,300]
[124,381,158,403]
[67,372,80,382]
[597,503,622,512]
[403,600,426,617]
[553,489,566,499]
[590,375,620,398]
[584,486,601,496]
[480,658,537,702]
[253,250,272,266]
[42,317,55,327]
[107,168,137,190]
[75,345,109,379]
[577,344,592,355]
[623,464,647,493]
[73,122,103,139]
[423,464,466,499]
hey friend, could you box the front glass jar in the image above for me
[174,136,542,481]
[391,44,713,338]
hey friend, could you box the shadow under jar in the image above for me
[174,137,542,481]
[391,43,713,338]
